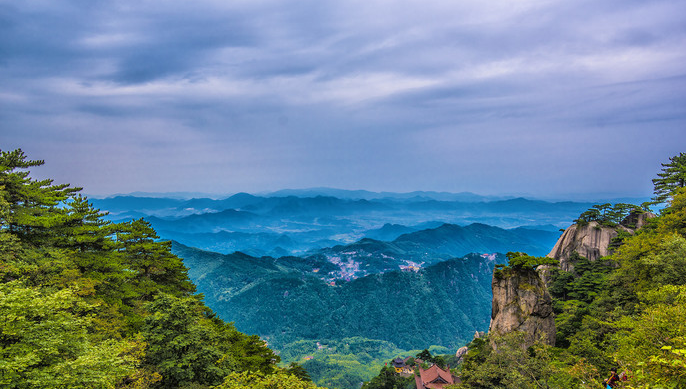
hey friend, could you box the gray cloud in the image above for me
[1,0,685,198]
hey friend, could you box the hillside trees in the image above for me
[0,148,287,388]
[360,365,414,389]
[115,219,195,301]
[0,282,141,388]
[455,152,686,389]
[454,333,556,389]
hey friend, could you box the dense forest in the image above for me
[0,148,323,388]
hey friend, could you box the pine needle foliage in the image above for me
[0,149,288,389]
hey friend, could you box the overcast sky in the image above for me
[2,0,685,199]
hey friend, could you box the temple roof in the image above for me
[415,365,454,389]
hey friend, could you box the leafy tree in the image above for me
[285,362,312,382]
[0,149,80,245]
[56,195,113,252]
[141,293,237,388]
[575,202,642,227]
[496,251,558,271]
[415,349,433,363]
[454,332,556,389]
[0,281,141,388]
[361,365,414,389]
[141,293,280,388]
[658,187,686,237]
[652,152,686,205]
[614,285,686,388]
[214,370,323,389]
[575,207,600,226]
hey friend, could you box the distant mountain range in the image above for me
[93,187,651,204]
[90,191,583,257]
[87,189,592,385]
[84,189,651,389]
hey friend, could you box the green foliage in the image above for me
[455,332,556,389]
[115,218,196,301]
[360,366,414,389]
[213,370,323,389]
[285,362,312,382]
[415,349,433,362]
[0,281,140,388]
[141,294,236,388]
[575,202,642,227]
[0,149,80,245]
[508,251,557,269]
[652,152,686,205]
[614,285,686,388]
[0,148,288,388]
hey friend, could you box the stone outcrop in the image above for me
[546,211,655,271]
[546,221,622,271]
[455,346,468,361]
[485,210,654,351]
[488,267,555,348]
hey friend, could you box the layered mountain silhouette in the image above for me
[91,191,577,257]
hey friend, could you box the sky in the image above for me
[1,0,685,200]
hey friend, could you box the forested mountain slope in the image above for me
[175,243,503,351]
[0,149,321,389]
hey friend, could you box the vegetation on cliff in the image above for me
[0,148,319,388]
[451,153,686,389]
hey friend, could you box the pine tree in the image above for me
[0,149,80,245]
[652,152,686,205]
[115,218,195,299]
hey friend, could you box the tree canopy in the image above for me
[0,148,292,388]
[652,152,686,205]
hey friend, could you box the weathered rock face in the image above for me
[546,211,655,272]
[486,210,654,350]
[546,222,621,271]
[488,267,555,348]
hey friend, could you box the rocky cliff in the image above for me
[546,211,654,271]
[486,210,654,350]
[488,267,555,348]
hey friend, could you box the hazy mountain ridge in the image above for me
[91,191,576,257]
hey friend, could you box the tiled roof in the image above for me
[415,365,455,389]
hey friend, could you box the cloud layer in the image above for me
[2,0,685,198]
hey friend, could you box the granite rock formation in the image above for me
[488,267,555,348]
[546,211,655,271]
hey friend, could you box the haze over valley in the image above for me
[87,187,651,387]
